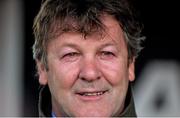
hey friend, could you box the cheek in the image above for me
[48,60,80,90]
[99,59,128,85]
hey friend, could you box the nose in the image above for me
[79,58,101,82]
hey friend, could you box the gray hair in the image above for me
[33,0,145,70]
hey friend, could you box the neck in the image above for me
[51,96,69,117]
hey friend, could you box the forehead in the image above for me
[48,15,126,48]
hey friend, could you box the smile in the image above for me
[75,90,108,101]
[78,91,107,96]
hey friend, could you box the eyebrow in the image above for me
[59,40,118,50]
[61,43,79,48]
[99,43,116,48]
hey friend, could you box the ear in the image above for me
[128,58,135,82]
[36,60,48,85]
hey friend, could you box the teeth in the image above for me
[82,91,104,96]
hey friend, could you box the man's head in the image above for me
[33,0,144,117]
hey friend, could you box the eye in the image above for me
[63,52,79,57]
[99,51,115,59]
[61,52,80,61]
[101,51,115,56]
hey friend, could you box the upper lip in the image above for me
[75,89,108,94]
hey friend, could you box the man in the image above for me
[33,0,145,117]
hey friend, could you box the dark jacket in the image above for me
[38,85,137,117]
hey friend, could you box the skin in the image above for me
[37,15,135,117]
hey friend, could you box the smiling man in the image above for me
[33,0,145,117]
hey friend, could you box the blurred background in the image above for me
[0,0,180,116]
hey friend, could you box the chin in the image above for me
[73,110,111,117]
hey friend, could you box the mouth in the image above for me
[77,90,107,96]
[75,90,108,101]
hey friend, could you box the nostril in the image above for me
[80,76,101,82]
[80,77,87,81]
[80,77,93,82]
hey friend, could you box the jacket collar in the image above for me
[38,85,137,117]
[38,85,52,117]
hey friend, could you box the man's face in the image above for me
[37,15,135,117]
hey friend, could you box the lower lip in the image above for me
[75,92,107,101]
